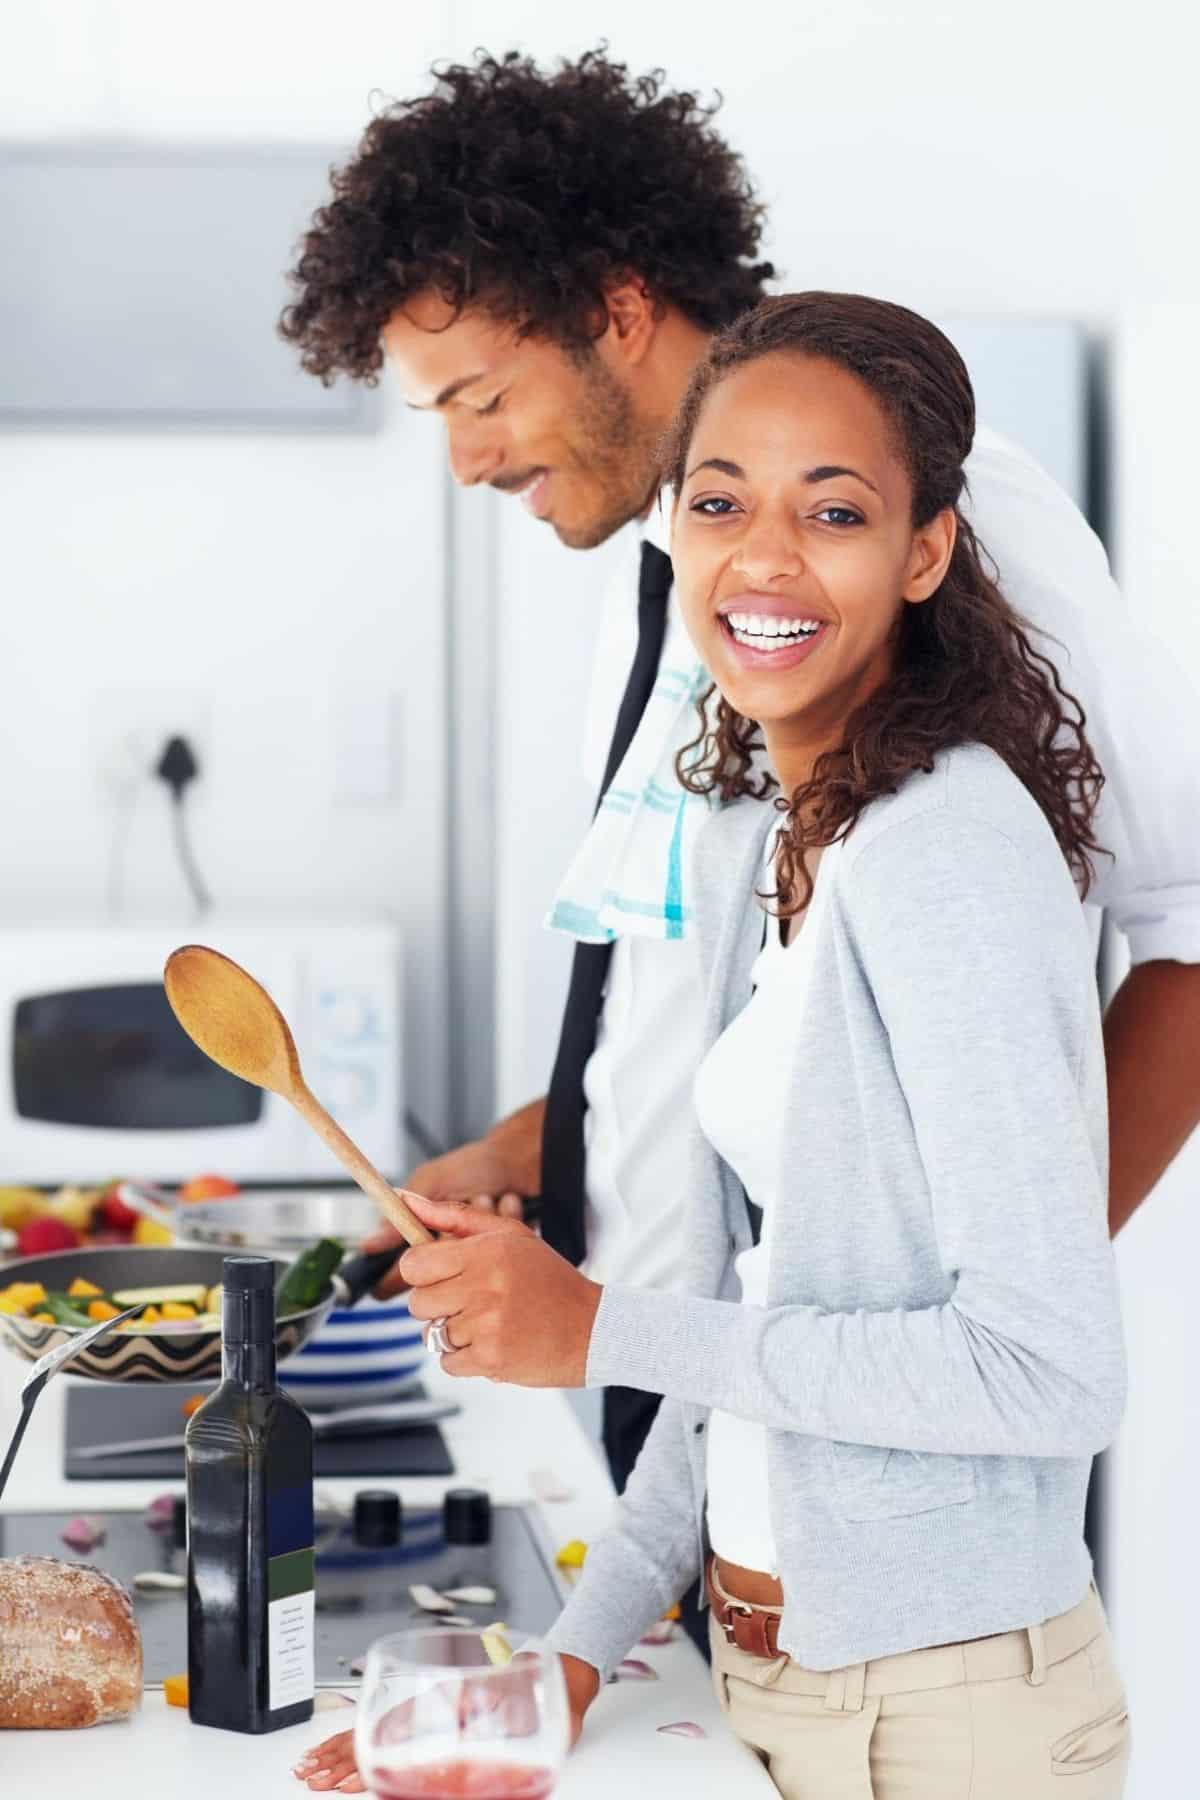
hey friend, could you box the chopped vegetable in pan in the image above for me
[0,1234,347,1334]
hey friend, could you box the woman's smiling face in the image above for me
[671,352,954,754]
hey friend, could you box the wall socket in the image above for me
[91,687,212,808]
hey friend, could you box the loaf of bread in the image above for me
[0,1556,143,1728]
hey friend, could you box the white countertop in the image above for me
[0,1350,772,1797]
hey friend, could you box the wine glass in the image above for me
[354,1629,570,1800]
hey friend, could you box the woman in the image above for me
[294,294,1131,1797]
[546,293,1131,1796]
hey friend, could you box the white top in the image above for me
[694,839,831,1573]
[572,424,1200,1296]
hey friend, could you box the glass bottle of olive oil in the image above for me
[185,1255,315,1733]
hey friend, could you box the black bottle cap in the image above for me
[222,1255,276,1345]
[443,1487,492,1546]
[353,1490,403,1549]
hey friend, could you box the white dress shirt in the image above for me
[574,426,1200,1294]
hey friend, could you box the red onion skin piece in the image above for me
[61,1515,106,1552]
[640,1619,677,1645]
[615,1658,659,1681]
[144,1494,176,1532]
[657,1721,708,1739]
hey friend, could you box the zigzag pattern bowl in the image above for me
[0,1246,285,1382]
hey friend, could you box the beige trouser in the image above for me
[709,1584,1130,1798]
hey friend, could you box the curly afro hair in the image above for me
[279,47,775,385]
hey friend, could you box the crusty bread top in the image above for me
[0,1556,143,1728]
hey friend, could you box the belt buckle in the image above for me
[722,1601,754,1646]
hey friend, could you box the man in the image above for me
[282,45,1200,1491]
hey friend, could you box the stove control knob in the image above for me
[443,1487,492,1546]
[354,1489,403,1548]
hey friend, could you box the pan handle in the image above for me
[334,1246,406,1307]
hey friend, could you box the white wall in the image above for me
[0,4,457,1150]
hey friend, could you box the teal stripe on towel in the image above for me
[664,796,688,938]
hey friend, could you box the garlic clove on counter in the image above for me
[409,1583,456,1613]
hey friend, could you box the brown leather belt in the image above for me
[706,1557,782,1659]
[706,1558,1109,1691]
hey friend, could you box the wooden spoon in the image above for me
[163,944,431,1246]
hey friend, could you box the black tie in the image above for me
[540,541,674,1265]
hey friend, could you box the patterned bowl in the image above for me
[0,1246,297,1382]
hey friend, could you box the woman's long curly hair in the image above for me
[279,47,773,383]
[662,293,1107,914]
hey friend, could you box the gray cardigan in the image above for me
[546,744,1126,1677]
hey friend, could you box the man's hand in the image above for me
[365,1100,547,1298]
[399,1194,603,1387]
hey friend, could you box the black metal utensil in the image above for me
[0,1304,139,1501]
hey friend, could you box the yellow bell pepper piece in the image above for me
[555,1539,588,1570]
[31,1311,56,1325]
[140,1306,163,1325]
[3,1282,48,1311]
[163,1673,189,1708]
[133,1217,174,1247]
[0,1294,27,1315]
[161,1302,196,1321]
[87,1299,121,1322]
[69,1277,105,1299]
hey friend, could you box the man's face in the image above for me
[382,292,662,549]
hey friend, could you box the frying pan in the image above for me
[0,1243,400,1384]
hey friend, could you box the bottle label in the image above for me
[267,1485,315,1712]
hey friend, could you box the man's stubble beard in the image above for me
[552,350,666,551]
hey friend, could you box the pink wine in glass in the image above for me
[369,1764,555,1800]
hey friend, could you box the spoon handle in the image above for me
[289,1083,433,1245]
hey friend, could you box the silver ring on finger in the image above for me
[426,1316,455,1357]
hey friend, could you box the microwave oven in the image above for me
[0,916,403,1185]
